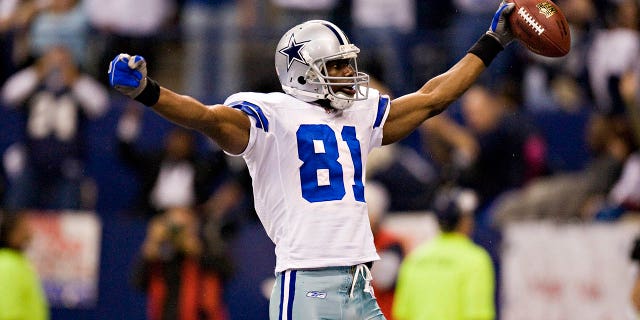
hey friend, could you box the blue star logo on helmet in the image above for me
[278,34,309,71]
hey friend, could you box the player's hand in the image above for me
[108,53,148,99]
[486,1,515,48]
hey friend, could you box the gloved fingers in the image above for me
[115,60,143,81]
[491,2,515,32]
[128,55,146,70]
[113,74,142,88]
[501,2,515,14]
[117,53,132,63]
[110,59,143,87]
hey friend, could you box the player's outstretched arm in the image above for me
[108,54,250,154]
[381,1,514,145]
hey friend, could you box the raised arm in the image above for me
[381,1,514,145]
[108,54,250,154]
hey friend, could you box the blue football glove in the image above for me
[486,1,515,48]
[108,54,149,99]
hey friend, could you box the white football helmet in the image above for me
[275,20,369,110]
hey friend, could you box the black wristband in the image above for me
[135,77,160,106]
[467,34,504,67]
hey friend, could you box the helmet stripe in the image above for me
[321,23,347,45]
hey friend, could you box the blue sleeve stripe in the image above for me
[374,96,389,128]
[230,101,269,132]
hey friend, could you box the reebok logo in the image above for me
[306,291,327,299]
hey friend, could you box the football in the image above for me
[508,0,571,57]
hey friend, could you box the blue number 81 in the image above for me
[296,124,365,203]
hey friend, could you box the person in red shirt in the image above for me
[131,206,231,320]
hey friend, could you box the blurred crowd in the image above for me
[1,0,640,319]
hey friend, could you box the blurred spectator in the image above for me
[607,67,640,214]
[116,106,229,217]
[83,0,177,83]
[448,0,496,62]
[614,68,639,149]
[131,206,230,320]
[350,0,416,97]
[492,114,636,224]
[365,76,479,212]
[0,0,89,79]
[409,0,455,94]
[420,114,479,185]
[453,85,544,308]
[620,65,640,145]
[448,0,519,87]
[368,143,439,212]
[586,0,640,115]
[180,0,254,103]
[365,181,405,320]
[605,151,640,216]
[521,57,592,114]
[27,0,89,68]
[457,84,547,209]
[203,162,277,320]
[1,0,47,77]
[520,0,597,113]
[0,211,49,320]
[521,0,595,112]
[530,75,592,173]
[204,161,256,237]
[393,190,495,320]
[368,111,480,212]
[1,46,109,211]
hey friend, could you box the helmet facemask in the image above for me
[304,45,370,110]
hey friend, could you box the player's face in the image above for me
[325,59,357,96]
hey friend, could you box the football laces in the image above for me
[518,7,545,35]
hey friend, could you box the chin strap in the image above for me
[349,263,373,299]
[329,95,354,110]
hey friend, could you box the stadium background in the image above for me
[1,0,640,319]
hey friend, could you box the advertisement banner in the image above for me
[25,211,102,309]
[501,220,640,320]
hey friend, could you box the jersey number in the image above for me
[296,124,364,203]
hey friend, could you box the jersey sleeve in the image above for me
[369,93,391,152]
[223,93,270,157]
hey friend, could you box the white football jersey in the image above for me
[224,89,391,272]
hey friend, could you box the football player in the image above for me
[108,3,515,319]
